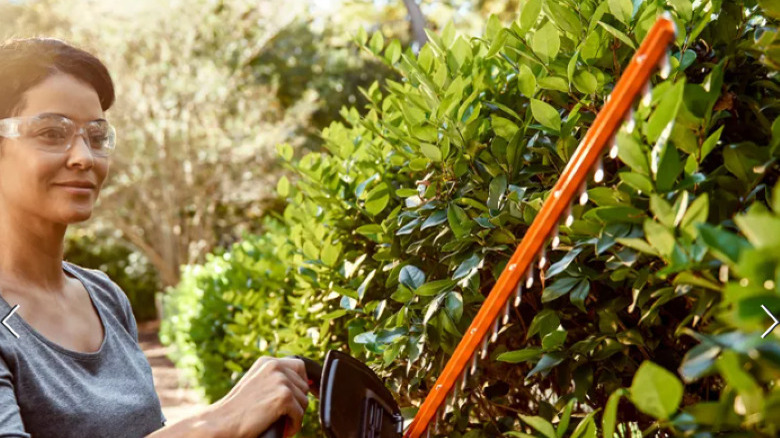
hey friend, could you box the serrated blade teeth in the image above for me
[659,50,671,79]
[480,334,489,359]
[451,379,459,401]
[593,157,604,183]
[551,225,560,249]
[538,248,547,269]
[608,136,619,159]
[564,206,574,227]
[578,183,588,205]
[502,300,512,324]
[641,81,653,107]
[460,367,469,390]
[490,319,499,344]
[513,281,522,306]
[470,350,478,375]
[624,108,635,133]
[525,266,534,288]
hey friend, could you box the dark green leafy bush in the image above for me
[65,227,160,322]
[162,0,780,436]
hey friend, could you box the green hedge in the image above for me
[162,0,780,436]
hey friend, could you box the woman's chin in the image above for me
[60,208,94,223]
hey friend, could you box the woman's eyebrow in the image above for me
[36,112,106,122]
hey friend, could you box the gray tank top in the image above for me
[0,261,166,437]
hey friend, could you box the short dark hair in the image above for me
[0,37,115,118]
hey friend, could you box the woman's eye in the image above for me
[36,128,68,141]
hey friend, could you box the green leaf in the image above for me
[616,237,660,256]
[497,348,542,363]
[445,291,463,321]
[679,343,721,382]
[420,143,442,162]
[356,269,376,300]
[488,174,508,210]
[527,309,560,340]
[544,1,583,35]
[542,276,580,302]
[669,0,693,20]
[517,63,537,97]
[547,247,583,278]
[369,31,384,55]
[608,0,633,24]
[650,195,675,228]
[598,21,636,49]
[656,142,682,193]
[542,328,567,350]
[527,353,565,378]
[415,279,456,296]
[716,351,763,415]
[602,389,628,438]
[491,115,519,140]
[400,265,426,290]
[734,212,780,248]
[616,131,650,175]
[567,50,580,84]
[697,223,750,265]
[539,76,569,92]
[644,220,676,257]
[619,172,654,194]
[646,79,685,143]
[570,279,590,312]
[519,415,557,438]
[533,21,561,63]
[321,242,342,267]
[277,143,293,161]
[573,70,597,94]
[365,184,390,215]
[557,398,575,438]
[520,0,542,32]
[421,210,447,230]
[570,411,597,438]
[385,39,401,64]
[680,194,709,237]
[530,99,562,131]
[453,253,481,280]
[629,361,683,420]
[447,203,472,238]
[486,28,507,58]
[276,175,290,197]
[772,181,780,213]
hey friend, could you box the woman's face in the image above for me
[0,72,109,225]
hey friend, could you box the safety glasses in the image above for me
[0,113,116,157]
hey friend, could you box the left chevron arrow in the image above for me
[2,304,20,339]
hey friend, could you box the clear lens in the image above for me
[21,115,115,156]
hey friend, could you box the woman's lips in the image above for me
[56,184,94,194]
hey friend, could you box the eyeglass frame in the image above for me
[0,113,117,157]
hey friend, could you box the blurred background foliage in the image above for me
[3,0,780,437]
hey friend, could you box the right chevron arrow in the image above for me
[761,304,779,339]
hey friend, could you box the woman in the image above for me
[0,38,310,438]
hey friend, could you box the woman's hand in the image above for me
[208,356,311,438]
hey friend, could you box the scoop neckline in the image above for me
[0,261,109,360]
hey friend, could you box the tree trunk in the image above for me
[402,0,428,51]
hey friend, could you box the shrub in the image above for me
[163,0,780,435]
[65,227,160,322]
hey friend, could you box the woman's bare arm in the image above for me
[144,357,310,438]
[145,403,227,438]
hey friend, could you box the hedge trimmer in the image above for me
[259,14,677,438]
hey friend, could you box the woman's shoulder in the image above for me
[62,261,134,321]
